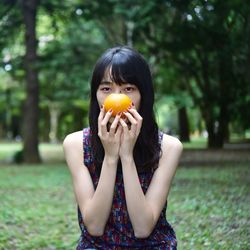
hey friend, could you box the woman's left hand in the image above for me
[119,107,143,158]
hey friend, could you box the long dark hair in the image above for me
[89,46,161,174]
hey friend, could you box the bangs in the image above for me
[106,54,141,88]
[92,46,151,95]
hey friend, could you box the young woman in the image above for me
[63,46,183,250]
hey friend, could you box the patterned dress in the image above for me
[76,127,177,250]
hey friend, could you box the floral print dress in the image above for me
[76,128,177,250]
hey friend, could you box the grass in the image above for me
[182,137,207,149]
[0,142,64,163]
[0,163,249,249]
[0,164,78,250]
[0,139,207,163]
[1,134,249,164]
[169,164,250,250]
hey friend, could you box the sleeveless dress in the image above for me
[76,127,177,250]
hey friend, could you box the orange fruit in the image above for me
[103,93,132,116]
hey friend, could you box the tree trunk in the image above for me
[206,117,227,148]
[6,88,12,139]
[126,21,134,47]
[218,103,230,145]
[21,0,41,163]
[202,108,223,148]
[178,107,190,142]
[206,119,219,148]
[48,102,61,143]
[218,47,232,145]
[197,49,231,149]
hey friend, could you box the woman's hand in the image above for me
[119,107,143,159]
[98,106,122,160]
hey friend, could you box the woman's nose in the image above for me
[113,88,122,94]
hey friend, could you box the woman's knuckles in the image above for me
[100,121,107,127]
[110,126,117,131]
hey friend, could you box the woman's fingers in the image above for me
[115,124,122,138]
[119,118,129,134]
[100,109,113,135]
[110,113,122,135]
[123,108,143,135]
[98,105,105,123]
[127,108,143,124]
[123,111,137,124]
[123,111,137,134]
[98,108,122,137]
[98,105,105,134]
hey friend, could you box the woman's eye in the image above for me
[124,87,135,92]
[100,87,111,92]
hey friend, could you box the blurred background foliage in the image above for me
[1,2,249,249]
[0,0,249,163]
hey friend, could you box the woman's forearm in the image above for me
[83,155,118,236]
[120,155,155,238]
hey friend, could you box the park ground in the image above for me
[0,141,249,249]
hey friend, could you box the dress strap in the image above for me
[83,127,92,166]
[158,130,164,145]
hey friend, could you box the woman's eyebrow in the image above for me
[100,80,113,85]
[100,80,133,86]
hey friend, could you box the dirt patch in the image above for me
[180,149,250,166]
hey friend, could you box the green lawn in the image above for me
[0,137,207,162]
[182,137,207,149]
[0,139,205,163]
[169,164,250,249]
[0,163,249,249]
[0,142,64,163]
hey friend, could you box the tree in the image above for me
[1,0,249,153]
[21,0,41,162]
[170,0,250,147]
[132,0,250,148]
[37,8,107,142]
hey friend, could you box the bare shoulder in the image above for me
[63,130,83,151]
[157,133,183,172]
[63,130,86,173]
[161,133,183,154]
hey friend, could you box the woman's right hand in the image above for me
[98,106,122,160]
